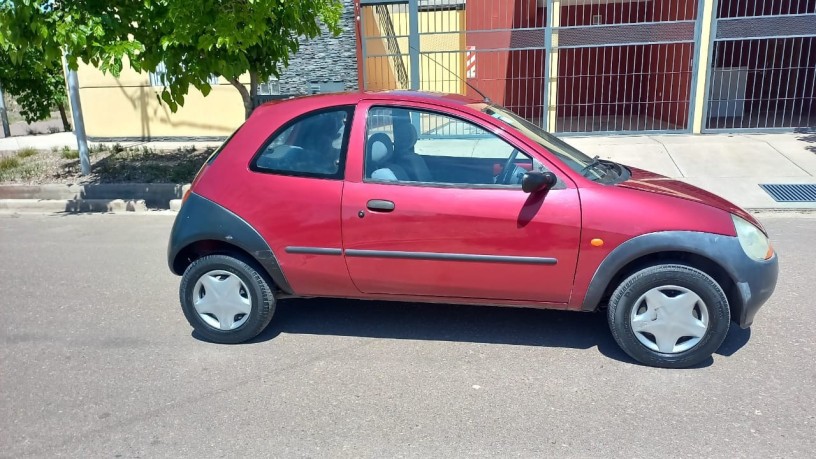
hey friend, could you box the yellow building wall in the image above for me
[76,60,250,139]
[362,7,400,90]
[79,7,465,138]
[418,10,466,94]
[363,7,465,93]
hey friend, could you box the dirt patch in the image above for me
[0,144,214,185]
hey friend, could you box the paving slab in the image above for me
[664,140,808,178]
[749,136,816,177]
[681,176,816,210]
[570,142,683,178]
[560,135,661,147]
[738,132,816,144]
[651,133,747,145]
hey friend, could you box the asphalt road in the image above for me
[1,213,814,458]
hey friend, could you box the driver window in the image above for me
[365,107,546,187]
[254,108,350,178]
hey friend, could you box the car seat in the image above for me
[393,118,433,182]
[366,133,410,181]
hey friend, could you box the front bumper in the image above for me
[729,250,779,328]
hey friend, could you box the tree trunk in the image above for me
[249,71,259,102]
[0,82,10,138]
[57,102,71,131]
[228,77,253,120]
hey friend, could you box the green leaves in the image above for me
[160,89,177,112]
[0,48,68,124]
[1,1,345,119]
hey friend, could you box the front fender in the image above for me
[580,231,778,328]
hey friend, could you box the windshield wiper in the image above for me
[580,155,613,178]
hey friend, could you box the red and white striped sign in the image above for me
[466,46,476,79]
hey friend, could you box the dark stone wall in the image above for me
[277,0,359,95]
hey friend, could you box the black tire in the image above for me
[607,264,730,368]
[179,254,276,344]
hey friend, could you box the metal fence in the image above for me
[704,0,816,131]
[360,0,816,134]
[360,0,548,125]
[554,0,699,133]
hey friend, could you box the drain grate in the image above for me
[760,184,816,203]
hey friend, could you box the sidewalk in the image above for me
[2,130,815,211]
[0,132,223,154]
[564,131,816,210]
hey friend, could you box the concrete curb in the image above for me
[0,199,149,213]
[0,183,189,212]
[747,208,816,214]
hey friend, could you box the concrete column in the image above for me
[544,0,560,133]
[408,0,421,90]
[691,0,717,134]
[63,55,91,175]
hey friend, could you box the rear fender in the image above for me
[167,193,293,294]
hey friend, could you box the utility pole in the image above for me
[0,81,10,138]
[63,55,90,175]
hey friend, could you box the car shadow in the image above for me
[716,324,751,357]
[191,298,751,367]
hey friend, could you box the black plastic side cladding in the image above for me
[581,231,778,328]
[167,193,293,294]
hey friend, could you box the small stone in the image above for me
[126,199,146,212]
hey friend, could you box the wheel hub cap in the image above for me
[193,270,252,331]
[630,286,709,354]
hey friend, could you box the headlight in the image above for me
[732,215,773,260]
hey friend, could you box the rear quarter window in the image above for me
[250,106,354,180]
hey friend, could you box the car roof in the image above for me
[253,90,482,117]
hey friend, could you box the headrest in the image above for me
[367,133,393,164]
[393,121,418,153]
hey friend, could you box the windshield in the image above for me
[475,104,611,181]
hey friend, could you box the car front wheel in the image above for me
[179,254,276,343]
[608,264,730,368]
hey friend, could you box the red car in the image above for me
[168,91,778,368]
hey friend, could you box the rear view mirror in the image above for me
[522,172,558,194]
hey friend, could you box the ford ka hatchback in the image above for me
[168,91,778,368]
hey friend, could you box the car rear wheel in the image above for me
[179,254,276,344]
[607,264,730,368]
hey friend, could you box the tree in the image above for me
[0,49,71,130]
[0,1,343,120]
[139,0,345,119]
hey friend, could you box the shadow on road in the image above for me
[193,298,752,367]
[716,324,751,357]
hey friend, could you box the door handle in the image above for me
[366,199,395,212]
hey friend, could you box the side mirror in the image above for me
[522,171,558,194]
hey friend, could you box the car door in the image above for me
[340,101,582,304]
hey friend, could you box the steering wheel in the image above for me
[498,149,521,185]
